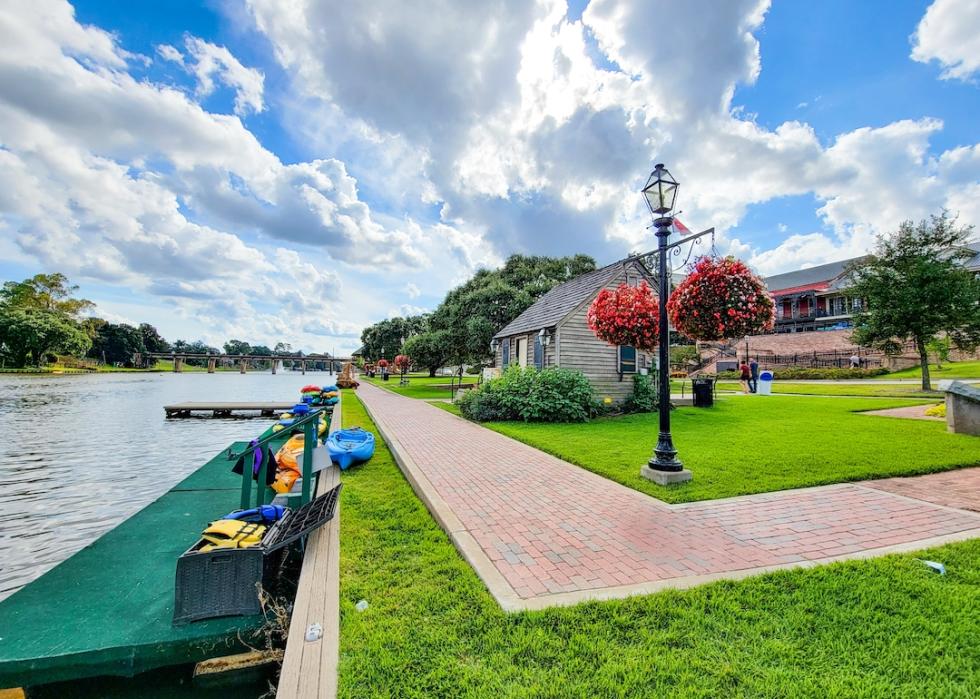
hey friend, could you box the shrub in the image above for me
[455,384,507,421]
[457,367,597,422]
[624,373,657,413]
[715,367,889,380]
[924,403,946,417]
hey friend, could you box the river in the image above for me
[0,370,334,601]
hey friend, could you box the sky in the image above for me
[1,0,978,354]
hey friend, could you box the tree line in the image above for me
[359,254,597,375]
[0,273,331,369]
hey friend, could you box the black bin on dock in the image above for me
[692,378,715,408]
[173,484,342,625]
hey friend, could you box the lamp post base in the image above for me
[641,465,693,485]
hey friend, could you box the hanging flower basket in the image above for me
[587,281,660,351]
[394,354,410,372]
[377,358,389,368]
[666,256,775,341]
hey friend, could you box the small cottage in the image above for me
[491,258,658,403]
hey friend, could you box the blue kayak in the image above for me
[326,427,375,470]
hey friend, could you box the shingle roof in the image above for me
[493,262,624,338]
[764,257,861,294]
[965,240,980,270]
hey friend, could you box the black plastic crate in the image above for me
[173,484,342,624]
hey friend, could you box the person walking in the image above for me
[749,357,759,393]
[739,360,751,394]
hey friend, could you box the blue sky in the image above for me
[1,0,978,353]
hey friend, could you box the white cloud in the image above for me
[4,0,980,350]
[0,0,451,352]
[246,0,980,277]
[911,0,980,81]
[184,36,265,116]
[156,43,184,65]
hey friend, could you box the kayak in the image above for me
[326,428,375,470]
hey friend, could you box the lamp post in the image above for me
[640,163,693,485]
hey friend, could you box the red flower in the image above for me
[587,281,660,351]
[666,256,775,341]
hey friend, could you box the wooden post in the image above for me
[301,419,315,506]
[207,357,216,374]
[272,359,278,375]
[239,447,253,510]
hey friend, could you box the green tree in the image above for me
[223,339,252,355]
[0,273,94,317]
[0,273,94,366]
[0,308,91,366]
[402,330,452,377]
[360,314,429,361]
[428,254,596,365]
[139,323,170,353]
[88,322,145,366]
[848,212,980,390]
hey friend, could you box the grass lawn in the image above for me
[479,395,980,503]
[338,391,980,698]
[885,359,980,380]
[715,381,949,398]
[362,373,476,400]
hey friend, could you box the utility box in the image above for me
[173,484,342,625]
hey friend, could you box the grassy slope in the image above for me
[885,359,980,380]
[337,391,980,698]
[481,396,980,503]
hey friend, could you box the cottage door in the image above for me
[517,337,528,367]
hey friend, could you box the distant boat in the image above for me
[326,428,375,470]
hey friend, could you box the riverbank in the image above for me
[0,360,282,374]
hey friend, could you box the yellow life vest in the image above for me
[199,519,267,552]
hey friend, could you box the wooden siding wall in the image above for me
[556,261,653,402]
[493,332,556,369]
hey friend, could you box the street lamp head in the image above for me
[642,163,679,217]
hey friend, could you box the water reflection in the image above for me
[0,371,333,601]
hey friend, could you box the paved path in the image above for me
[864,470,980,513]
[358,383,980,611]
[861,404,944,420]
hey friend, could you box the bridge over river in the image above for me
[134,352,352,374]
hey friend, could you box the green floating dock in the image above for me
[0,442,278,688]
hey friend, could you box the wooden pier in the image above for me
[164,401,296,418]
[277,399,342,698]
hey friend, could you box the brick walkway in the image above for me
[358,383,980,610]
[863,470,980,513]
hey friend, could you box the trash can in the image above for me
[692,377,715,408]
[757,370,773,396]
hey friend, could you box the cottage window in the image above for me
[852,297,863,311]
[501,338,510,369]
[619,345,637,374]
[533,334,543,370]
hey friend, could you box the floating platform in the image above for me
[164,402,296,418]
[0,439,290,689]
